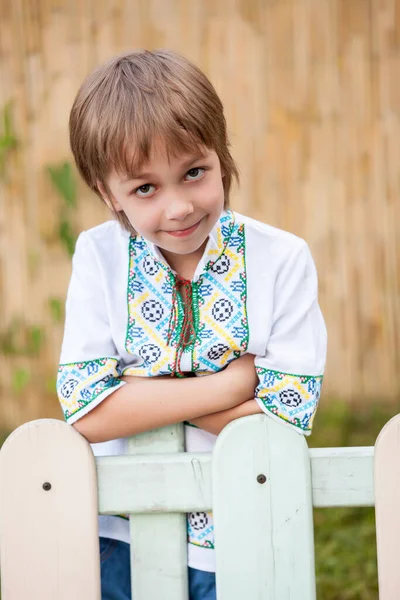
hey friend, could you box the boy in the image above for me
[57,49,327,600]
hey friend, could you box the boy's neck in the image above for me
[160,239,208,281]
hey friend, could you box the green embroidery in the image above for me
[256,367,324,381]
[255,368,323,432]
[238,222,249,352]
[191,281,201,372]
[57,358,121,421]
[124,212,250,376]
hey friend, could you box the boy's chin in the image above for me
[159,235,209,257]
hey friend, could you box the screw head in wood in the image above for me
[257,474,267,484]
[42,482,52,491]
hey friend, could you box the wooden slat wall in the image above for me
[0,0,399,430]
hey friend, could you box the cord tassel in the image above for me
[167,275,196,376]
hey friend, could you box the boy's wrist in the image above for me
[216,368,253,408]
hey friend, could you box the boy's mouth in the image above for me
[165,218,203,237]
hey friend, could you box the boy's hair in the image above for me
[69,49,239,232]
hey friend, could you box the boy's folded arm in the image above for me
[57,233,260,443]
[189,399,263,436]
[72,361,256,443]
[73,353,258,442]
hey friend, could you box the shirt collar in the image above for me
[138,209,236,281]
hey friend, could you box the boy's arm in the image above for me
[189,400,263,436]
[254,241,327,436]
[58,233,259,442]
[73,354,258,443]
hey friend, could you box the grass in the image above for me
[309,400,399,600]
[0,400,398,598]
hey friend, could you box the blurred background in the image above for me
[0,1,399,598]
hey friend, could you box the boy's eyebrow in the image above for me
[119,153,208,184]
[119,172,152,184]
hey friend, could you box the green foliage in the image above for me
[46,162,76,209]
[0,319,45,357]
[48,297,64,323]
[0,102,18,177]
[27,325,45,355]
[314,506,378,599]
[11,367,31,394]
[308,400,399,600]
[46,160,78,256]
[58,217,77,257]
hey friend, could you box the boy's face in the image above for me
[102,142,225,264]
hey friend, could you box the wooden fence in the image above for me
[0,0,399,430]
[1,413,400,598]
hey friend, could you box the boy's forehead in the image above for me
[117,139,209,180]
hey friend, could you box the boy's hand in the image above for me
[121,353,258,408]
[221,353,258,405]
[190,399,263,435]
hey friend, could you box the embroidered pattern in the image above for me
[192,214,249,373]
[57,358,121,422]
[124,239,180,376]
[124,211,249,376]
[188,512,215,549]
[255,368,323,433]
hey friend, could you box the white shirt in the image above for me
[57,210,327,572]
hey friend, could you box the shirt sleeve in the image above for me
[254,240,327,436]
[56,232,126,425]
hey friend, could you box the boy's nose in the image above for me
[164,196,195,221]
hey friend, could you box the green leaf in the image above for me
[47,162,77,208]
[27,325,45,355]
[12,367,31,394]
[0,102,18,177]
[0,319,20,355]
[0,134,17,151]
[59,218,77,256]
[48,297,64,322]
[4,102,13,136]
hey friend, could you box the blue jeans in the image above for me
[100,537,216,600]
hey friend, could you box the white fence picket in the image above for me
[0,419,100,600]
[127,424,189,600]
[374,413,400,599]
[213,414,316,600]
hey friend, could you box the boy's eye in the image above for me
[185,167,205,181]
[134,184,155,198]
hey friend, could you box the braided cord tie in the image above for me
[167,275,197,377]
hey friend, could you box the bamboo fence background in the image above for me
[0,0,399,431]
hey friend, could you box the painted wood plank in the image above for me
[127,424,189,600]
[310,446,374,507]
[0,419,100,600]
[97,452,212,514]
[96,447,374,515]
[374,413,400,599]
[213,414,316,600]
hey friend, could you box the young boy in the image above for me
[57,49,327,600]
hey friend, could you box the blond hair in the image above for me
[69,49,239,232]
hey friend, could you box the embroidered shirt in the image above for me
[57,210,327,573]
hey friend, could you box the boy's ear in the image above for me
[97,181,123,212]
